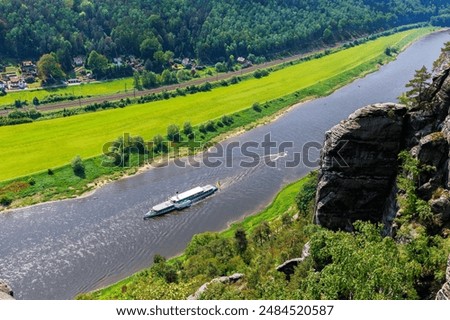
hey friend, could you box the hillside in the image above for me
[80,50,450,299]
[0,0,449,64]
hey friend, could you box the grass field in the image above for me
[0,28,433,181]
[0,78,134,106]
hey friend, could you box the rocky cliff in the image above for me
[0,280,14,300]
[314,66,450,299]
[436,254,450,300]
[315,69,450,232]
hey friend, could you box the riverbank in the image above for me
[0,27,437,212]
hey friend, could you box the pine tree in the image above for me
[405,66,431,105]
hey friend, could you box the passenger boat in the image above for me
[144,185,218,219]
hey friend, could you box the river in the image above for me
[1,31,449,300]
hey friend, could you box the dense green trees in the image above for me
[1,0,449,65]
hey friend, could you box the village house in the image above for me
[21,61,37,75]
[8,76,25,90]
[73,56,84,67]
[113,57,123,66]
[2,72,15,81]
[182,58,191,67]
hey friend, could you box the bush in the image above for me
[295,171,318,216]
[234,228,248,254]
[183,122,193,135]
[14,100,24,108]
[205,120,216,132]
[221,115,234,126]
[252,102,262,112]
[153,134,166,153]
[215,62,227,73]
[199,124,207,134]
[167,124,180,142]
[71,155,85,177]
[230,76,239,84]
[0,195,12,206]
[47,168,54,175]
[254,69,269,79]
[27,177,36,186]
[132,135,147,154]
[32,97,40,106]
[200,82,212,91]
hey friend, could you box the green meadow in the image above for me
[0,28,432,181]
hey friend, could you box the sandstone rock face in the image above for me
[436,255,450,300]
[276,242,310,278]
[443,115,450,189]
[315,68,450,231]
[315,103,407,231]
[0,280,14,300]
[187,273,244,300]
[314,68,450,299]
[430,192,450,227]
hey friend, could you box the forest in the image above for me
[1,0,450,65]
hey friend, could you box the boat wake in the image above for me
[266,151,288,161]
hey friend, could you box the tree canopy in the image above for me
[0,0,449,63]
[405,66,432,104]
[36,53,66,83]
[87,50,109,76]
